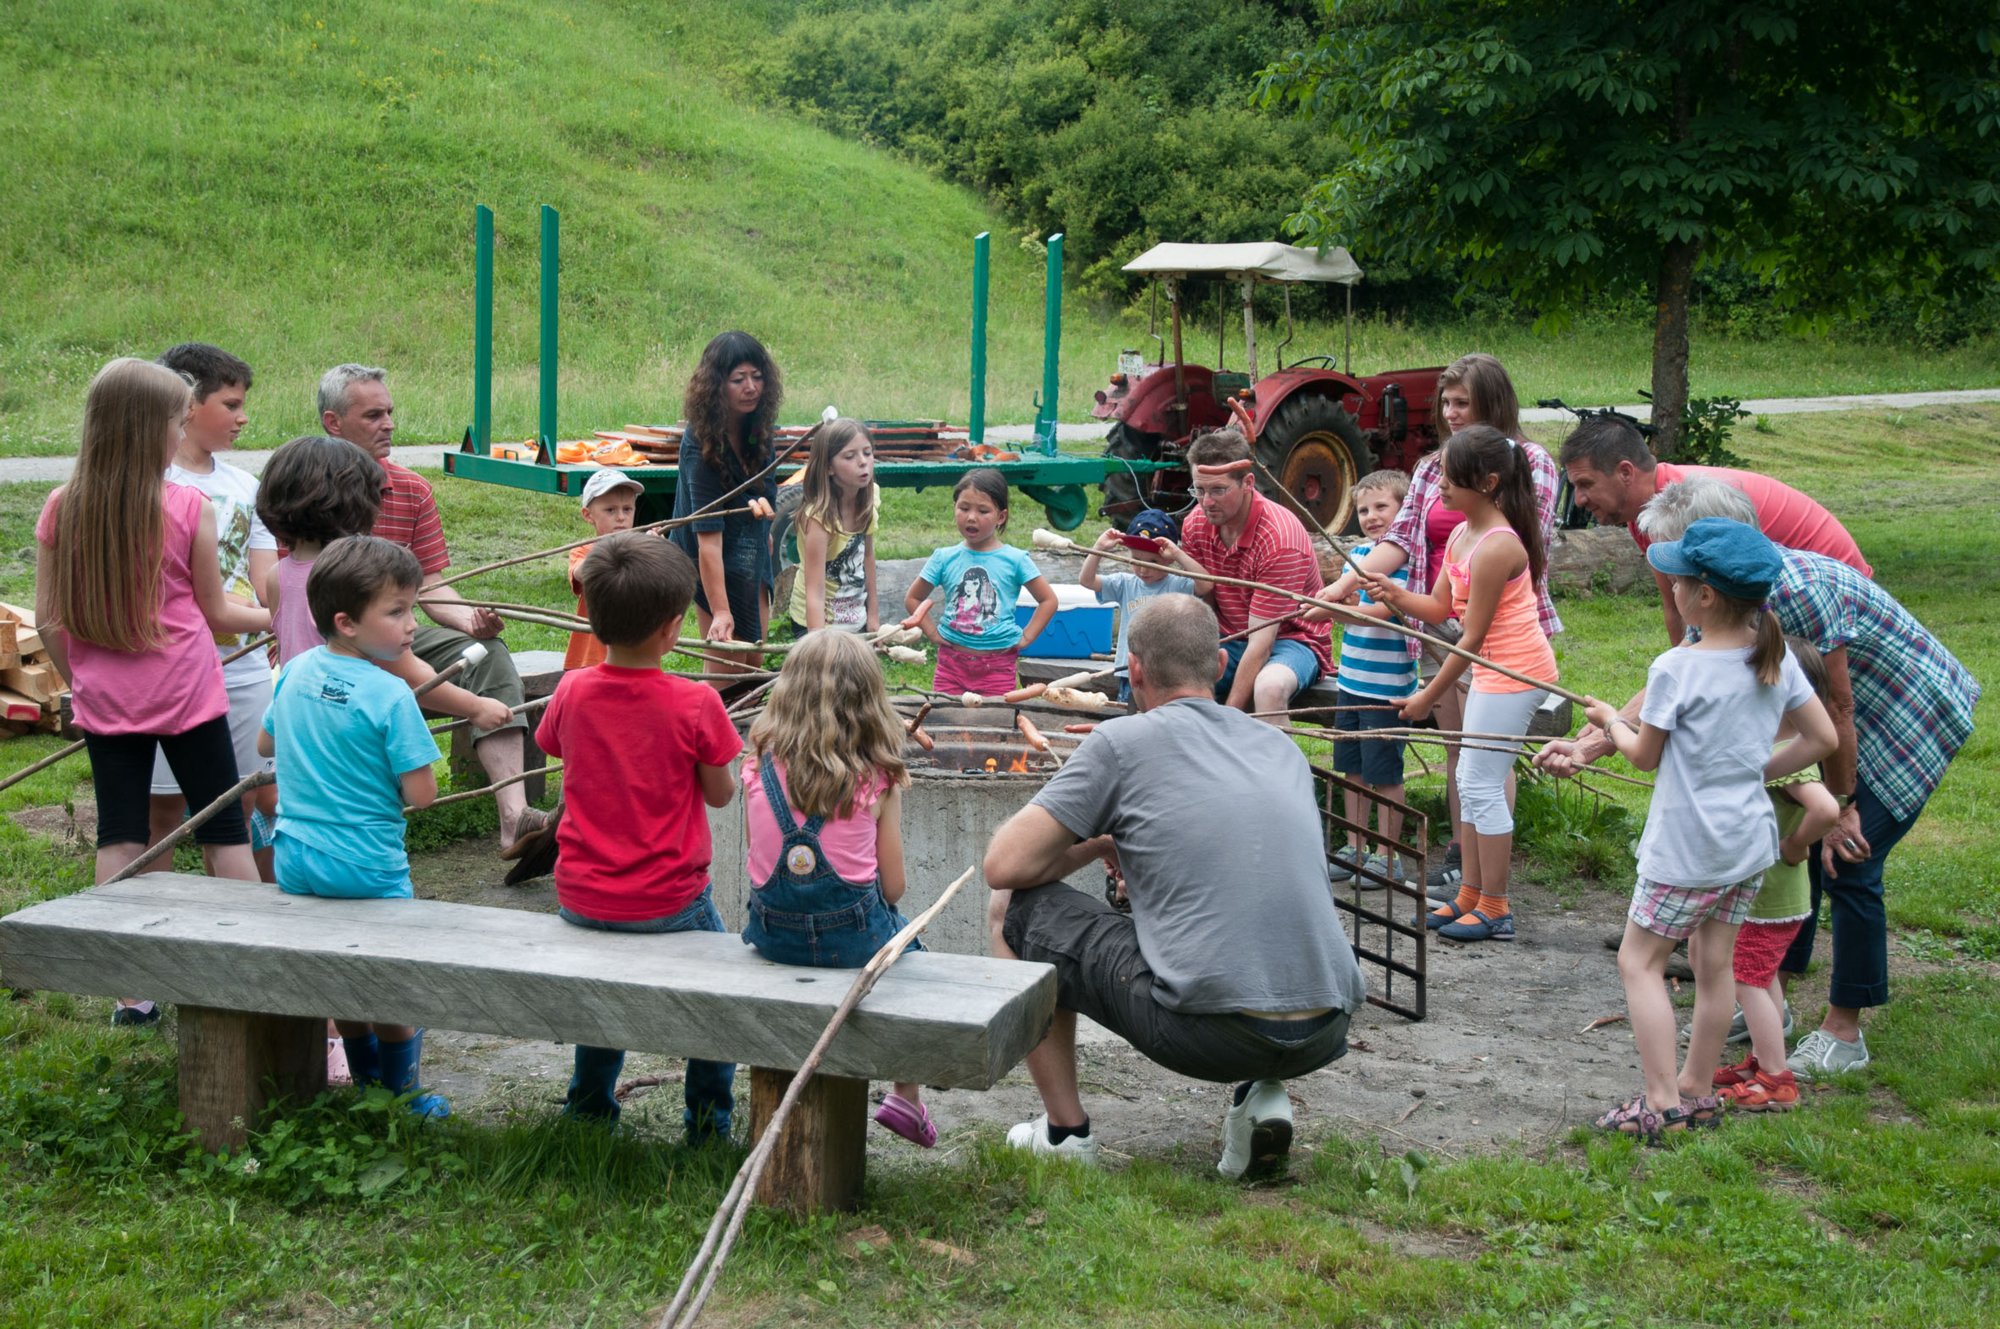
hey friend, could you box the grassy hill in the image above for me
[2,0,1994,456]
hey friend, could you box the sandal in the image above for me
[1593,1092,1667,1143]
[1677,1093,1725,1129]
[1712,1055,1758,1088]
[1424,902,1460,931]
[873,1093,937,1148]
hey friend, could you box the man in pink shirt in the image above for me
[1559,414,1870,643]
[1175,429,1333,722]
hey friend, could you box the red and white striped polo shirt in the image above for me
[371,459,450,576]
[1180,490,1333,673]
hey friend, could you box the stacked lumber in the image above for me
[598,422,969,467]
[0,603,66,737]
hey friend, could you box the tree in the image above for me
[1256,2,2000,455]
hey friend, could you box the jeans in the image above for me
[1216,636,1322,702]
[558,888,737,1136]
[1778,779,1923,1010]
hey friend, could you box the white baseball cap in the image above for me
[579,468,644,506]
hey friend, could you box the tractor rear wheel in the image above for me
[1253,394,1367,534]
[1101,422,1167,529]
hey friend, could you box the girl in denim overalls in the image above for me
[740,631,936,1147]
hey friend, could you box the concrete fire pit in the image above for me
[705,701,1098,954]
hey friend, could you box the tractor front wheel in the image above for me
[1101,422,1167,529]
[1253,394,1367,534]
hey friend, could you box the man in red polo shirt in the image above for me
[1558,414,1870,644]
[317,364,549,858]
[1176,429,1333,723]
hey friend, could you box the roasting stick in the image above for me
[102,770,276,884]
[1033,528,1585,706]
[658,867,978,1329]
[219,633,276,666]
[1291,724,1652,788]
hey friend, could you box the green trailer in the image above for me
[438,206,1177,532]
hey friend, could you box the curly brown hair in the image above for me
[682,331,782,478]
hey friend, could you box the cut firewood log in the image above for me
[0,689,42,724]
[1,662,60,706]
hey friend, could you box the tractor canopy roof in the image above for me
[1121,242,1362,285]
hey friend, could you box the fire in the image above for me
[1007,752,1031,774]
[983,757,998,773]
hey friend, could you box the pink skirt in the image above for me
[934,642,1020,697]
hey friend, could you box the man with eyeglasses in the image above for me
[1175,428,1332,723]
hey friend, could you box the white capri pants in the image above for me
[1455,686,1550,836]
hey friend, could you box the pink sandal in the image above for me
[873,1093,937,1148]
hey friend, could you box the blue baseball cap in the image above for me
[1127,508,1180,542]
[1645,517,1782,602]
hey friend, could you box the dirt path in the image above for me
[402,842,1701,1167]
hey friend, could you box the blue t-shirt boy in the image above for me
[919,543,1042,651]
[263,646,441,898]
[1095,570,1199,678]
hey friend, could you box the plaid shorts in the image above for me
[1628,872,1764,941]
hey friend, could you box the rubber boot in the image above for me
[375,1030,451,1119]
[341,1032,382,1087]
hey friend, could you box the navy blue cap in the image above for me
[1127,508,1180,542]
[1645,517,1782,602]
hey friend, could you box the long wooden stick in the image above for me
[1291,723,1652,788]
[0,738,87,796]
[103,770,275,883]
[429,694,554,737]
[218,633,275,666]
[414,765,557,812]
[659,866,977,1329]
[1035,529,1583,706]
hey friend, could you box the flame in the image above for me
[983,757,998,773]
[1007,752,1031,774]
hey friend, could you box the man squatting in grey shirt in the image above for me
[984,592,1368,1178]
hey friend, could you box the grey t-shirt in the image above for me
[1030,696,1368,1015]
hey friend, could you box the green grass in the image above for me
[1,408,1995,1321]
[3,0,1995,458]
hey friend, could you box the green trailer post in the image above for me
[445,212,1174,529]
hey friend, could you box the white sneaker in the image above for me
[1005,1114,1101,1165]
[1217,1079,1293,1179]
[1787,1029,1870,1080]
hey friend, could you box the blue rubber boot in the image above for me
[376,1030,451,1119]
[342,1033,382,1087]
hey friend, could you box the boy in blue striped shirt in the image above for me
[1316,470,1419,887]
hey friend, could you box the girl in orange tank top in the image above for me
[1369,426,1557,944]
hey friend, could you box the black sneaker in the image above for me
[1425,843,1462,902]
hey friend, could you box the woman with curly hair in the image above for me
[668,331,783,677]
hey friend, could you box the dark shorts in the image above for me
[83,715,248,849]
[1331,687,1406,787]
[1002,883,1350,1084]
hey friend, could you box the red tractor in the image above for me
[1095,243,1443,533]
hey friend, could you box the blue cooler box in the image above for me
[1015,584,1115,659]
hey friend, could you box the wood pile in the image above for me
[0,603,66,736]
[582,422,972,467]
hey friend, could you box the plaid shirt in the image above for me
[1180,489,1334,673]
[371,459,450,576]
[1770,550,1980,820]
[1382,442,1563,657]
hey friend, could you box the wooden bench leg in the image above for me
[748,1067,868,1214]
[178,1006,327,1152]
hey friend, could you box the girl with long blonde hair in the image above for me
[787,417,880,633]
[34,358,273,1023]
[739,631,935,1145]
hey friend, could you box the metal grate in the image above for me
[1313,764,1428,1021]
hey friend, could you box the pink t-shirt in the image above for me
[35,483,228,736]
[1423,496,1467,581]
[272,552,321,665]
[1631,463,1871,576]
[742,755,887,886]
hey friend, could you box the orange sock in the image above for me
[1452,885,1480,917]
[1476,892,1510,918]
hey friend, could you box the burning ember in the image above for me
[897,703,1074,777]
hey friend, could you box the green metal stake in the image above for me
[1034,232,1064,455]
[539,204,560,456]
[969,231,989,447]
[471,204,493,454]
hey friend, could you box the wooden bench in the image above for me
[0,874,1055,1213]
